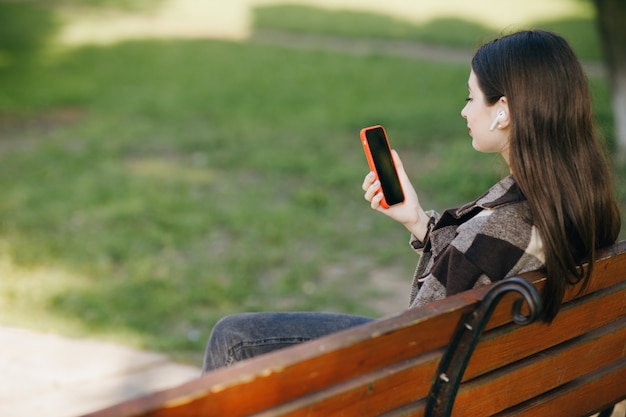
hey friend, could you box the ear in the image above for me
[496,96,511,129]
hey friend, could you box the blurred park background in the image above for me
[0,0,623,365]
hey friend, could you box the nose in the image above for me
[461,105,468,119]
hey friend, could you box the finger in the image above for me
[371,192,384,209]
[391,150,412,186]
[364,180,381,202]
[391,149,402,167]
[361,171,376,191]
[391,150,407,178]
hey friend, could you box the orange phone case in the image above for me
[360,125,405,208]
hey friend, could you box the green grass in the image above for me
[0,5,618,365]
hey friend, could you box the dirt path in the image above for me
[250,29,473,65]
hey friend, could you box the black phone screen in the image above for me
[365,127,404,206]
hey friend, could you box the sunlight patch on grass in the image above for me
[255,0,593,29]
[56,0,594,45]
[0,252,86,333]
[58,0,251,44]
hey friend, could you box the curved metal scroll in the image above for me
[424,277,543,417]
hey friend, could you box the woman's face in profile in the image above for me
[461,71,510,163]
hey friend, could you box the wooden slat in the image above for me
[256,285,626,417]
[562,240,626,301]
[493,357,626,417]
[376,286,626,417]
[464,279,626,379]
[249,350,441,417]
[452,318,626,416]
[483,242,626,333]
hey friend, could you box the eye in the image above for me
[465,97,473,102]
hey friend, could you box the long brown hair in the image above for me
[471,30,621,322]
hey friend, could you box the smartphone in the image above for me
[360,125,405,208]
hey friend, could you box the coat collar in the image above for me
[455,175,525,217]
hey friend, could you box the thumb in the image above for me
[391,149,409,180]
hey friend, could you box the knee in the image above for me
[203,314,252,372]
[209,313,253,344]
[206,314,240,354]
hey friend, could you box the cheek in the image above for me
[465,108,481,125]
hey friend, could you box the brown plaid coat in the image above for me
[409,176,545,308]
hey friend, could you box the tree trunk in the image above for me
[594,0,626,159]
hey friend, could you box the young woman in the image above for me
[202,30,621,372]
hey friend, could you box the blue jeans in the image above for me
[202,312,374,372]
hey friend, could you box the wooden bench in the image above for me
[83,241,626,417]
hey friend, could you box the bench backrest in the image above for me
[83,241,626,417]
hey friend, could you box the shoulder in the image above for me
[449,201,542,281]
[456,200,533,253]
[458,175,533,248]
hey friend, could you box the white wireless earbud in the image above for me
[489,111,506,131]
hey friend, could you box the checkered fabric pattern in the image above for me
[409,176,545,309]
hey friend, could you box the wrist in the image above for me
[404,209,431,242]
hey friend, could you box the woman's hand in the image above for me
[362,150,431,241]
